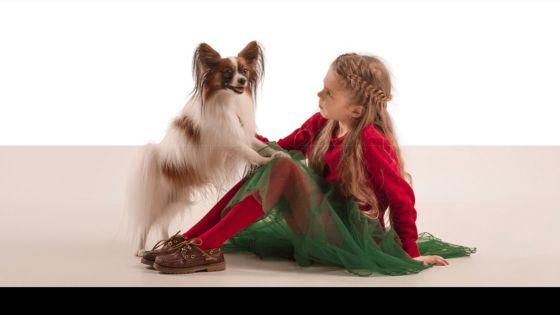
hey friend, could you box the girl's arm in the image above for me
[256,112,326,154]
[363,136,421,258]
[255,134,270,142]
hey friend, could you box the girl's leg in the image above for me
[261,158,341,244]
[196,158,341,250]
[182,177,248,239]
[255,158,311,234]
[197,194,264,249]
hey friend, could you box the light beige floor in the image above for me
[1,146,559,286]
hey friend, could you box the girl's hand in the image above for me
[271,151,291,159]
[413,255,449,266]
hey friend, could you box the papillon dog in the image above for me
[126,41,284,256]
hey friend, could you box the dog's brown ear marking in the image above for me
[237,41,260,66]
[196,43,221,71]
[237,41,265,101]
[173,116,201,144]
[192,43,222,98]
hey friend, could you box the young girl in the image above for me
[141,53,476,276]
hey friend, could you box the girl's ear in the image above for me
[350,105,364,118]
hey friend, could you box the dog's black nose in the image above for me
[238,78,246,85]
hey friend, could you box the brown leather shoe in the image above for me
[140,231,188,266]
[153,239,225,274]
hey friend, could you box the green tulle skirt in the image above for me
[222,143,476,276]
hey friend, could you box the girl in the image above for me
[142,53,476,276]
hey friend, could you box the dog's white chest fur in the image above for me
[203,91,256,140]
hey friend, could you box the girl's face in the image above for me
[317,67,362,122]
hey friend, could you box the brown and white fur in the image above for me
[126,41,284,256]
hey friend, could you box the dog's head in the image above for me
[192,41,264,102]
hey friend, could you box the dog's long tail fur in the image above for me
[125,143,168,256]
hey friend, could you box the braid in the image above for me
[365,84,390,107]
[342,73,390,107]
[334,54,391,109]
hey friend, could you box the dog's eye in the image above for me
[242,67,248,74]
[223,68,233,78]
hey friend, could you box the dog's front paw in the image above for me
[271,151,291,159]
[136,249,146,257]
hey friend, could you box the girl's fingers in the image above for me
[437,258,449,266]
[434,255,448,266]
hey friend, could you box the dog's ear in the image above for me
[238,41,265,100]
[192,43,222,96]
[237,41,261,66]
[194,43,221,71]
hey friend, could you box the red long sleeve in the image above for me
[362,132,420,258]
[254,113,324,156]
[272,112,326,153]
[255,134,270,143]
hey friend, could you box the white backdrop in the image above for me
[1,0,559,145]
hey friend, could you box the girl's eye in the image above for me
[326,90,332,97]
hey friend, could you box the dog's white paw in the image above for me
[136,249,146,257]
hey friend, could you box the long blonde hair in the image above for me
[308,53,412,220]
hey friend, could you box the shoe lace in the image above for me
[150,230,185,251]
[168,238,219,261]
[168,237,202,251]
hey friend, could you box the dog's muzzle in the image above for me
[226,85,245,94]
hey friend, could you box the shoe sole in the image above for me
[141,257,155,266]
[153,262,226,274]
